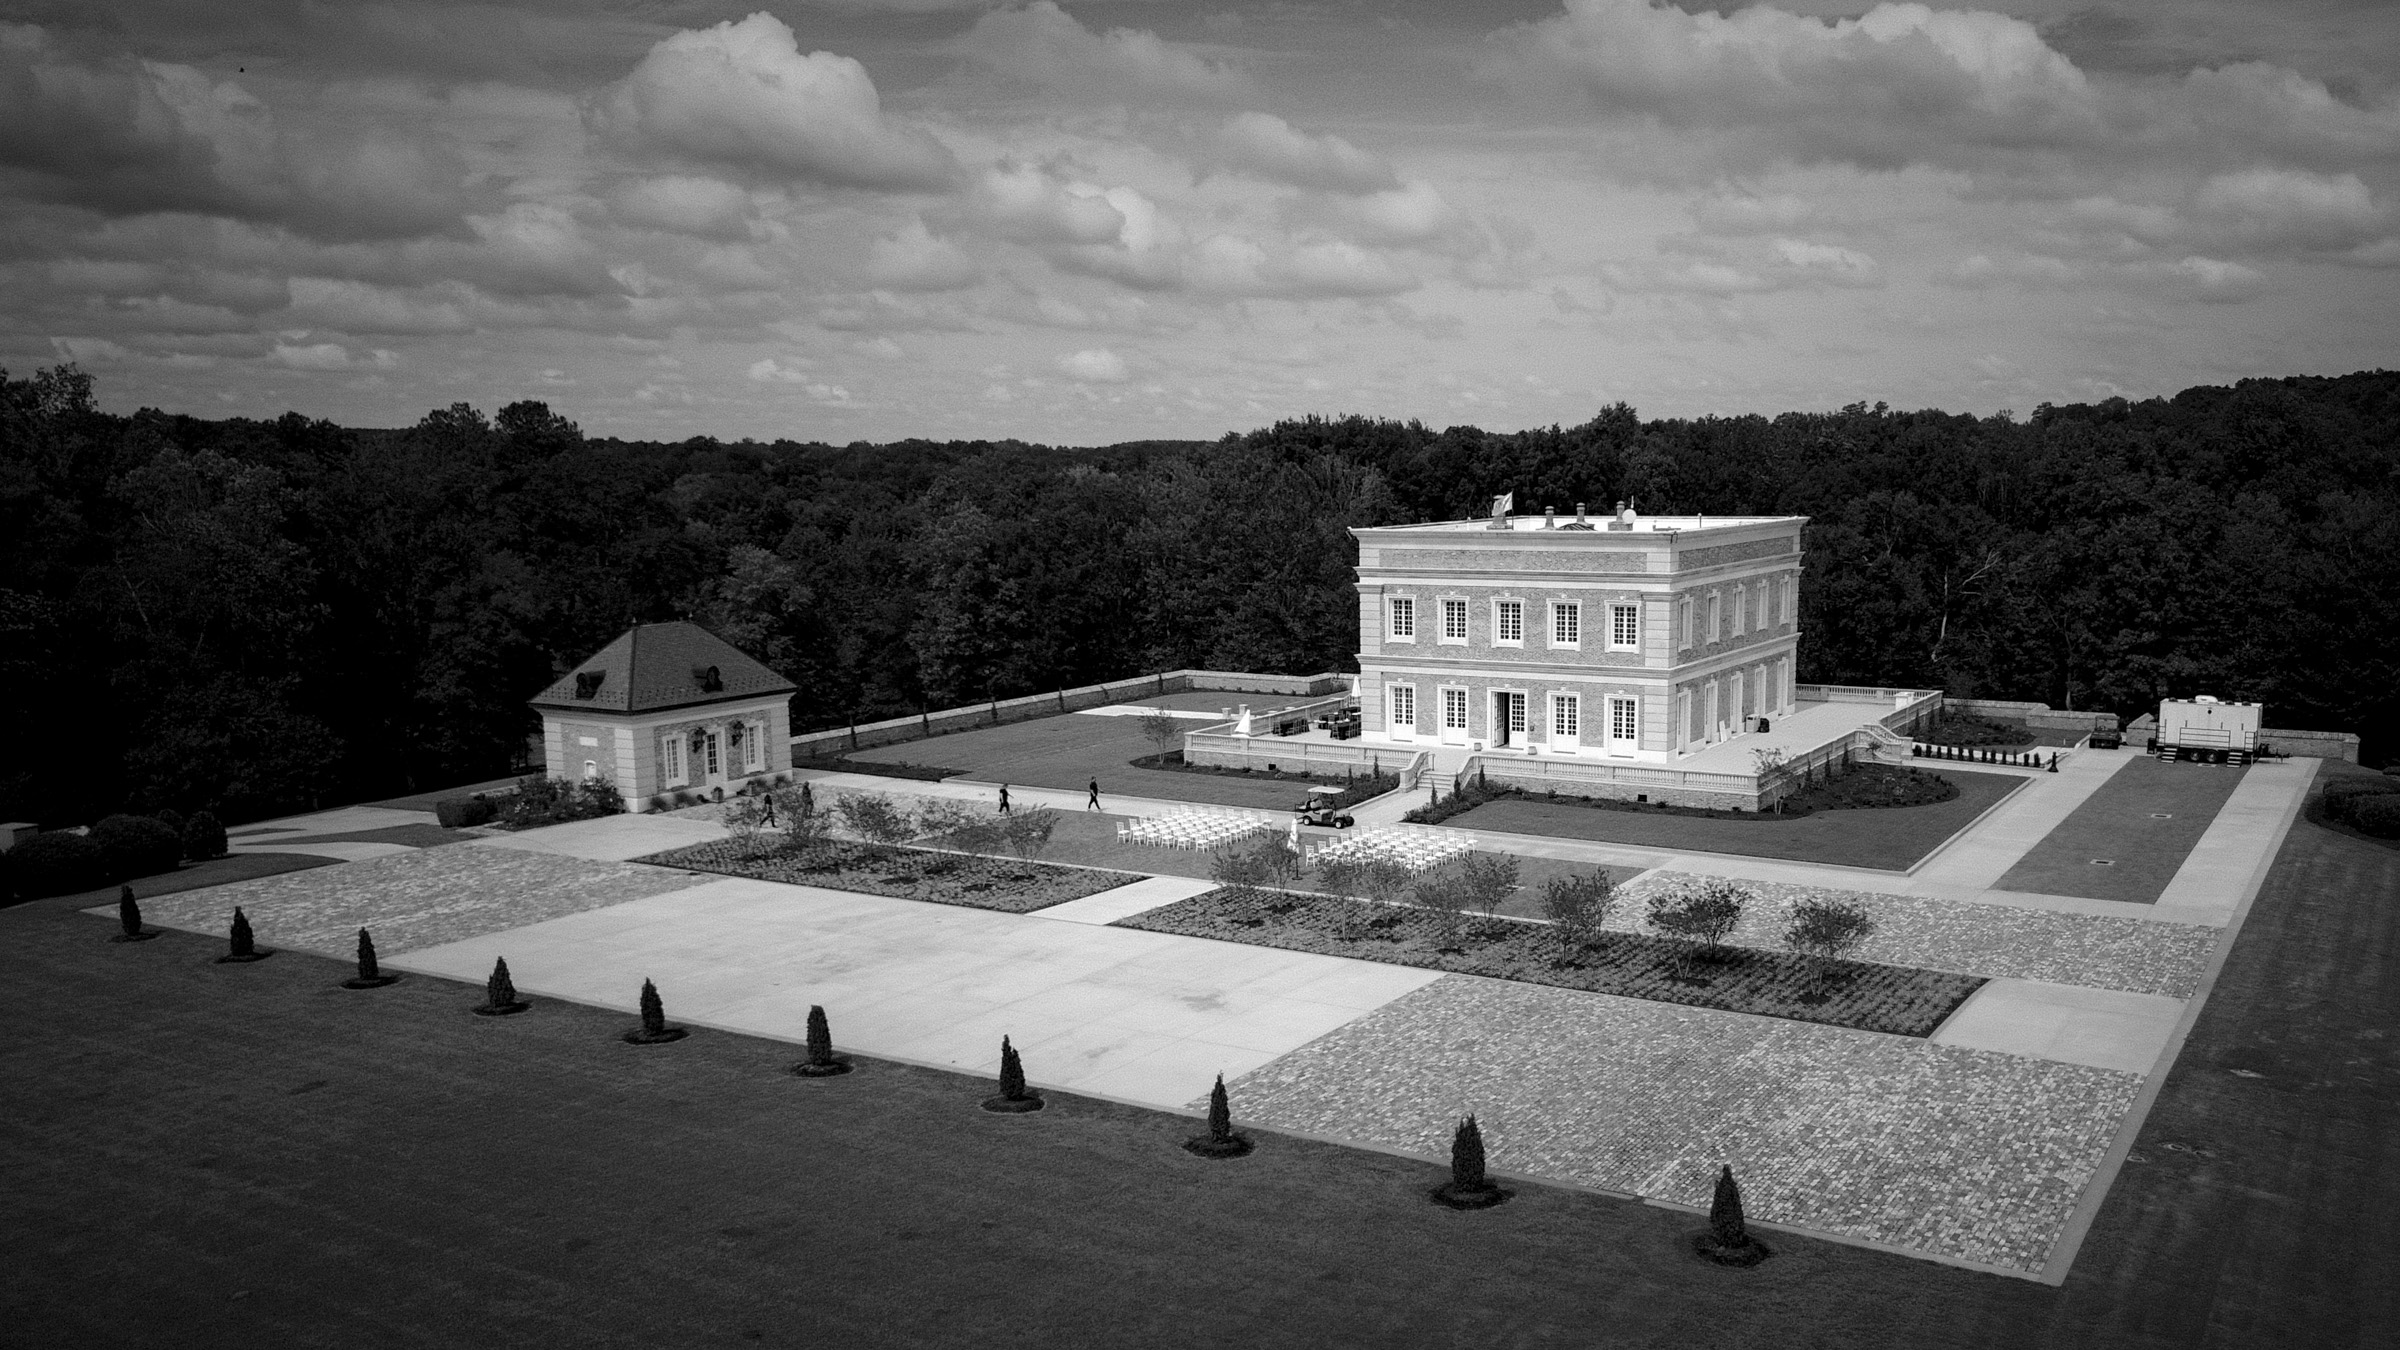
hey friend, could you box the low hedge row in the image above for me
[2322,777,2400,838]
[2,810,226,901]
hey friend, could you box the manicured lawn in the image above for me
[845,711,1386,810]
[2,811,2392,1348]
[1449,769,2028,870]
[227,823,477,849]
[1117,886,1984,1036]
[15,850,338,911]
[638,838,1140,913]
[1992,756,2247,903]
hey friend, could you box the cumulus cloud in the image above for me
[1605,234,1883,295]
[1943,253,2077,289]
[968,162,1127,244]
[607,176,754,240]
[1770,237,1880,286]
[270,341,395,370]
[2134,255,2267,303]
[1057,347,1129,382]
[1214,113,1398,193]
[866,217,980,290]
[598,12,955,190]
[961,3,1248,102]
[2189,169,2385,252]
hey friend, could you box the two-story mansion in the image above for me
[1352,503,1803,761]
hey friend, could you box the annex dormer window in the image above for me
[573,671,606,699]
[694,664,723,693]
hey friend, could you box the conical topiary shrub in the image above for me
[1692,1164,1771,1266]
[214,906,272,963]
[343,927,398,988]
[792,1004,852,1077]
[980,1035,1044,1113]
[1183,1073,1253,1159]
[110,884,157,943]
[1430,1113,1509,1209]
[623,977,688,1044]
[473,956,529,1016]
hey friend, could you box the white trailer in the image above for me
[2153,696,2263,763]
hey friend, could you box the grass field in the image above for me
[4,806,2390,1348]
[847,711,1382,810]
[1992,757,2247,902]
[1449,768,2026,870]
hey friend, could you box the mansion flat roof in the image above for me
[1360,513,1802,536]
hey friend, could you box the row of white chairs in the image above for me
[1119,807,1278,851]
[1306,825,1474,875]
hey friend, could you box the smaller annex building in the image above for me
[528,621,795,808]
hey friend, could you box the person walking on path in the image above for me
[998,784,1012,815]
[762,793,779,829]
[1087,779,1101,811]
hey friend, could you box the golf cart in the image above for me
[1296,785,1355,829]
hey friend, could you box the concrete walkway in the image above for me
[1908,747,2137,890]
[385,875,1444,1113]
[1932,979,2186,1074]
[228,805,440,843]
[471,812,727,862]
[2153,759,2319,924]
[1031,875,1217,925]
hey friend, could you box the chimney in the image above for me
[1574,502,1586,524]
[1543,506,1556,529]
[1606,498,1634,531]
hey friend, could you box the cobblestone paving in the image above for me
[1222,974,2140,1273]
[1621,872,2220,997]
[135,845,712,957]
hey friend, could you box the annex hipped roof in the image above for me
[529,621,795,715]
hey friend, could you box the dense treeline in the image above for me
[4,365,2394,826]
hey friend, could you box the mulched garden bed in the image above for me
[1413,763,1958,825]
[634,838,1139,914]
[1918,711,2036,749]
[1116,887,1985,1037]
[790,754,961,782]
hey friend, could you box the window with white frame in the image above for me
[1783,575,1795,624]
[745,719,765,771]
[1442,686,1469,731]
[583,759,598,781]
[1678,597,1692,649]
[663,734,687,788]
[1441,598,1469,643]
[1388,596,1416,640]
[1766,576,1780,626]
[1495,599,1524,645]
[1609,696,1639,744]
[704,729,720,776]
[1609,603,1639,651]
[1389,683,1416,731]
[1551,693,1579,741]
[1708,593,1722,643]
[1732,585,1747,636]
[1552,601,1580,647]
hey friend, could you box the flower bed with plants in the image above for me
[636,836,1138,914]
[1117,884,1985,1037]
[1408,762,1957,826]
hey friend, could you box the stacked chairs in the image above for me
[1118,805,1276,851]
[1306,825,1474,874]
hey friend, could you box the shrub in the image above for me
[499,776,621,829]
[435,796,498,828]
[1456,853,1521,919]
[357,928,381,981]
[1210,843,1271,895]
[153,808,185,841]
[181,811,227,861]
[1137,711,1186,756]
[834,791,916,845]
[2321,777,2400,825]
[1410,870,1470,948]
[1647,877,1752,954]
[90,815,185,882]
[1784,896,1877,961]
[118,885,142,938]
[1539,870,1617,953]
[2352,795,2400,839]
[5,831,108,898]
[1451,1114,1489,1192]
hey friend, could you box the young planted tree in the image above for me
[343,927,398,988]
[1209,842,1272,899]
[723,796,767,858]
[1457,852,1521,925]
[1694,1164,1771,1265]
[793,1004,853,1077]
[1312,853,1366,940]
[624,977,688,1044]
[1538,870,1617,958]
[1645,878,1752,962]
[1430,1113,1508,1209]
[111,884,157,943]
[999,806,1059,861]
[214,906,271,963]
[835,791,916,845]
[1750,747,1793,814]
[1137,711,1186,761]
[1183,1073,1255,1159]
[981,1035,1045,1113]
[474,956,529,1016]
[1410,869,1470,951]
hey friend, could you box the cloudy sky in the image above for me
[6,0,2398,443]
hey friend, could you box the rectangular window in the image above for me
[1732,585,1747,637]
[1388,596,1415,640]
[1552,602,1580,647]
[705,731,720,777]
[1678,598,1692,649]
[1783,575,1795,625]
[1441,598,1469,642]
[1552,694,1579,741]
[1496,600,1523,645]
[1610,696,1639,744]
[1442,686,1469,731]
[745,719,765,771]
[1505,694,1526,734]
[1767,576,1781,626]
[1390,683,1416,730]
[1609,603,1639,651]
[664,735,687,788]
[1708,594,1722,643]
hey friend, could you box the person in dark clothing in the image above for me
[998,784,1012,814]
[1086,779,1100,811]
[762,793,779,828]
